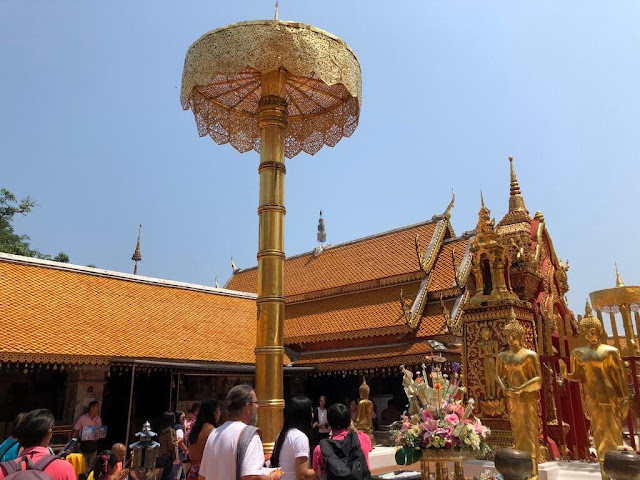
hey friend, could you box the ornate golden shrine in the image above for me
[461,156,579,457]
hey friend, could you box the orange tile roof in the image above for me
[0,255,258,365]
[285,283,420,344]
[428,238,470,292]
[415,301,451,337]
[226,221,438,297]
[294,342,460,371]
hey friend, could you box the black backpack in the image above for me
[319,431,370,480]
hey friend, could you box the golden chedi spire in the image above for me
[615,263,625,287]
[500,156,531,226]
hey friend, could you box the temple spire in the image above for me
[274,1,279,20]
[508,156,528,214]
[317,210,326,244]
[131,224,142,275]
[615,263,625,287]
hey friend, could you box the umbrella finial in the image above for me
[274,1,279,20]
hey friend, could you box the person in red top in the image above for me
[311,403,372,479]
[0,409,75,480]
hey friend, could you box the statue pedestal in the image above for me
[464,460,601,480]
[368,448,601,480]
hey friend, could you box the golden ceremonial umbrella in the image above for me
[181,15,362,451]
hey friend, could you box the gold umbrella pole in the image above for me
[255,69,287,452]
[181,17,361,453]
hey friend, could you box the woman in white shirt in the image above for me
[270,396,316,480]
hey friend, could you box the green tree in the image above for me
[0,188,69,262]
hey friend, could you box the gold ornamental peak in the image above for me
[615,263,625,288]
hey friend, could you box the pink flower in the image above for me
[445,414,459,425]
[422,409,433,421]
[450,404,464,418]
[424,418,438,432]
[474,418,490,437]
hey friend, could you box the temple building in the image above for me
[0,157,587,457]
[226,157,583,455]
[0,254,271,446]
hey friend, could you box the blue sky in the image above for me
[2,1,639,321]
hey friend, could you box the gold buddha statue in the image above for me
[354,379,375,443]
[496,310,542,478]
[559,301,630,479]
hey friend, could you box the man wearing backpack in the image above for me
[199,385,274,480]
[312,404,371,480]
[0,409,75,480]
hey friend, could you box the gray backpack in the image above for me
[0,455,60,480]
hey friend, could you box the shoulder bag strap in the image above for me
[0,440,19,460]
[0,458,23,475]
[33,455,60,471]
[235,426,260,480]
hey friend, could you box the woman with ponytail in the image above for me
[88,451,117,480]
[271,396,315,480]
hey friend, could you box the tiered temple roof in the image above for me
[227,215,472,371]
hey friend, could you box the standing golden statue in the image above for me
[559,301,630,479]
[478,326,499,398]
[354,379,375,444]
[496,310,542,479]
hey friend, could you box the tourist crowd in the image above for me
[0,387,379,480]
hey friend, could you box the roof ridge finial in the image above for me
[480,190,485,207]
[443,189,455,220]
[214,276,219,288]
[615,262,625,287]
[274,1,279,20]
[131,224,142,275]
[231,256,241,274]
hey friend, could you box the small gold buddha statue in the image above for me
[478,326,499,398]
[559,301,630,479]
[354,379,375,443]
[496,310,542,479]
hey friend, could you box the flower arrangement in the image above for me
[394,361,490,464]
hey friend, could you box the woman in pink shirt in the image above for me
[0,409,75,480]
[311,404,371,480]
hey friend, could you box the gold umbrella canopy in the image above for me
[180,20,362,159]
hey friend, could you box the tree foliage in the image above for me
[0,188,69,262]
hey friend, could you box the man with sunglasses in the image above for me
[200,385,273,480]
